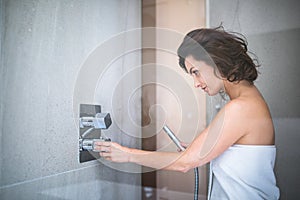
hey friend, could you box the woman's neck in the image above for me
[223,80,255,100]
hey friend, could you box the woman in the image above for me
[95,27,280,199]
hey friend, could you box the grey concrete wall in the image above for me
[0,0,3,187]
[208,0,300,199]
[0,0,141,200]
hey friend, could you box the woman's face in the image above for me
[184,55,224,96]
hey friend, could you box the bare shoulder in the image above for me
[223,91,274,145]
[222,98,252,121]
[225,89,271,117]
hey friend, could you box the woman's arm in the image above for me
[97,142,188,172]
[94,100,247,172]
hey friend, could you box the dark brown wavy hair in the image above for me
[177,26,260,84]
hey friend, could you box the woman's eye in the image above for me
[192,70,200,76]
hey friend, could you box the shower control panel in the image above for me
[79,104,112,163]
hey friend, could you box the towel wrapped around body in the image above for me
[208,144,280,200]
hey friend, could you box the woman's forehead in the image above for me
[185,56,210,70]
[184,56,199,68]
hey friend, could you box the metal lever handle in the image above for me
[79,113,112,129]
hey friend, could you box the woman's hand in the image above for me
[177,142,189,152]
[94,141,131,163]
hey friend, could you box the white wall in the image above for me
[208,0,300,199]
[0,1,141,199]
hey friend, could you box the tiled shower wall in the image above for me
[0,1,142,199]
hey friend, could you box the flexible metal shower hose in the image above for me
[194,167,199,200]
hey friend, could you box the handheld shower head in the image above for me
[162,125,185,151]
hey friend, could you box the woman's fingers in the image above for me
[94,141,111,147]
[94,141,111,152]
[99,151,111,158]
[93,141,130,163]
[96,146,111,152]
[95,142,112,160]
[180,142,189,148]
[177,142,189,152]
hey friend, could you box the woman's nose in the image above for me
[194,78,202,88]
[194,79,201,88]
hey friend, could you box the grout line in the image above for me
[0,163,101,190]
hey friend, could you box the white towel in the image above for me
[208,144,280,200]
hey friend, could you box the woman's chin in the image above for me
[207,90,219,96]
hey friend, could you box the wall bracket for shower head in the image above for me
[79,104,112,163]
